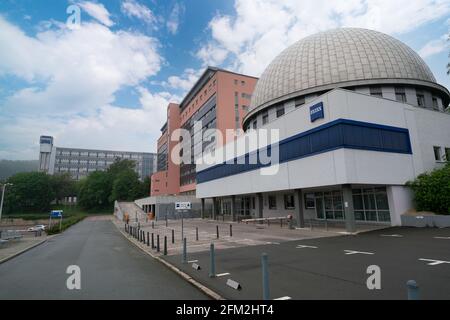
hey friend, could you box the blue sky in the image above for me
[0,0,449,160]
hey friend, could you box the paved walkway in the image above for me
[0,216,208,300]
[0,236,47,262]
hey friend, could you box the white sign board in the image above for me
[175,202,191,210]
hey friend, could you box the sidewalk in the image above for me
[0,236,48,263]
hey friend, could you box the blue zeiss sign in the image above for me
[310,102,324,122]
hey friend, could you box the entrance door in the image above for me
[315,197,325,219]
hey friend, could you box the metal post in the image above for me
[0,183,11,222]
[182,237,187,264]
[209,243,215,278]
[147,232,149,246]
[156,235,160,252]
[216,225,219,239]
[152,221,154,229]
[196,227,199,241]
[280,218,282,228]
[262,253,270,300]
[151,233,154,249]
[171,229,175,244]
[229,224,233,237]
[163,236,167,255]
[407,280,420,300]
[166,215,168,227]
[181,214,184,240]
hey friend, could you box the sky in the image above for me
[0,0,449,160]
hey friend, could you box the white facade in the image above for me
[196,89,450,226]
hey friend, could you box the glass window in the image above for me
[276,105,285,118]
[370,87,383,97]
[432,97,439,110]
[295,97,305,107]
[268,195,277,210]
[416,91,425,107]
[284,194,295,210]
[262,112,269,125]
[445,148,450,162]
[395,88,407,103]
[252,120,257,129]
[434,146,442,161]
[304,193,315,209]
[353,194,364,210]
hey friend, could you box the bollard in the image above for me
[262,253,270,300]
[164,236,167,255]
[222,214,225,222]
[229,224,233,237]
[166,216,168,228]
[196,227,199,241]
[216,225,219,239]
[146,232,150,246]
[280,218,283,228]
[151,233,155,249]
[209,243,216,278]
[182,237,187,264]
[157,234,160,252]
[172,229,175,244]
[407,280,420,300]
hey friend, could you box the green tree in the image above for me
[77,171,112,210]
[109,169,141,202]
[407,163,450,215]
[50,173,76,204]
[4,172,54,213]
[107,159,136,179]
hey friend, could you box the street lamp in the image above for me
[0,183,13,222]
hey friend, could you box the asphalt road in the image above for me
[165,227,450,300]
[0,217,208,300]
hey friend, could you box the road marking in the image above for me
[434,237,450,240]
[216,272,230,277]
[266,242,280,245]
[344,250,374,255]
[188,260,198,263]
[296,245,318,249]
[419,258,450,266]
[380,234,403,238]
[274,296,292,300]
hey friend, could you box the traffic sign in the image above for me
[175,202,191,210]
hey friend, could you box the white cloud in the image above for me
[419,34,449,58]
[161,68,203,93]
[198,0,450,76]
[167,3,185,35]
[0,15,167,159]
[78,1,114,27]
[121,0,156,25]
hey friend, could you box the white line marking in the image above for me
[216,272,230,277]
[380,234,403,238]
[434,237,450,240]
[344,250,374,255]
[419,258,450,266]
[296,245,318,249]
[274,296,292,300]
[188,260,198,263]
[266,242,281,245]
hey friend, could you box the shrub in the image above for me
[407,163,450,215]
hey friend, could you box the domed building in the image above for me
[196,28,450,229]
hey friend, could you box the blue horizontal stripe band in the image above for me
[196,119,412,184]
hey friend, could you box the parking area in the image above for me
[116,218,366,256]
[162,227,450,300]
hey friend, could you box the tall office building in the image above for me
[38,136,157,181]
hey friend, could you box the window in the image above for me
[434,146,442,161]
[241,80,245,86]
[242,105,249,112]
[276,105,285,118]
[252,120,257,129]
[370,87,383,98]
[445,148,450,162]
[295,97,305,107]
[395,88,407,103]
[432,97,439,110]
[352,187,390,222]
[416,91,425,107]
[304,193,315,209]
[262,112,269,125]
[234,79,238,85]
[284,194,295,210]
[268,195,277,210]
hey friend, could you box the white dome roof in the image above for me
[249,28,444,113]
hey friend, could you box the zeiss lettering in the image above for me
[310,102,324,122]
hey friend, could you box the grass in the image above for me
[46,213,88,235]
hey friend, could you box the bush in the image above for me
[407,163,450,215]
[46,214,87,235]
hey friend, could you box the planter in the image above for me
[401,214,450,228]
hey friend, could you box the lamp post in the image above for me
[0,183,13,222]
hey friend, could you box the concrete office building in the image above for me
[39,136,157,181]
[196,28,450,229]
[140,67,258,218]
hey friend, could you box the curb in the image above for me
[0,237,48,265]
[113,220,225,300]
